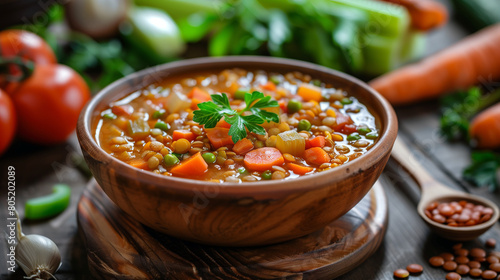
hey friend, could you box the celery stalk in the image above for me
[362,34,400,76]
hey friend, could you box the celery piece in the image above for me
[329,0,410,38]
[128,119,151,138]
[122,7,185,60]
[399,31,426,63]
[332,19,364,73]
[276,130,305,156]
[133,0,223,22]
[165,91,191,113]
[25,184,71,220]
[362,34,401,76]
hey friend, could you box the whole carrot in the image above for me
[469,103,500,149]
[379,0,448,31]
[370,23,500,105]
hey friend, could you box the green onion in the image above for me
[164,154,180,166]
[287,99,302,114]
[261,170,272,180]
[154,120,170,131]
[25,184,71,220]
[202,152,216,164]
[298,119,312,131]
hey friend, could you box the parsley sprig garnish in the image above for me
[193,91,280,143]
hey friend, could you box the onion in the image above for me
[65,0,130,39]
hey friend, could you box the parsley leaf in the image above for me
[193,91,279,143]
[463,151,500,191]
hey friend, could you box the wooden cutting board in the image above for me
[77,179,388,280]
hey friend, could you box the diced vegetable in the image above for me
[165,91,191,113]
[152,110,166,119]
[244,147,284,172]
[170,152,208,176]
[216,118,232,128]
[188,87,211,109]
[128,119,150,138]
[261,81,276,91]
[234,89,248,100]
[297,83,323,102]
[347,133,361,141]
[233,138,254,155]
[306,136,326,148]
[286,163,314,175]
[154,121,170,131]
[25,184,71,220]
[261,170,272,180]
[205,127,234,149]
[111,105,133,116]
[304,147,330,165]
[276,130,305,156]
[298,119,311,131]
[172,130,195,141]
[129,158,150,169]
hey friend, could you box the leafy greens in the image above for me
[463,152,500,191]
[193,91,279,143]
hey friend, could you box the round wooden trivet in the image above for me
[77,179,387,280]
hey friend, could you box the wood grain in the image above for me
[77,179,388,280]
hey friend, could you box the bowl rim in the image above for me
[77,56,397,197]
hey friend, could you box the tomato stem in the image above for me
[0,57,35,83]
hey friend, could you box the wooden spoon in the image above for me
[391,137,499,241]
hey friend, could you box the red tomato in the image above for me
[7,64,90,144]
[0,89,16,155]
[0,30,56,65]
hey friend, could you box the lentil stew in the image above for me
[94,68,380,182]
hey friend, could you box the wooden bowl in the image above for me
[77,56,397,246]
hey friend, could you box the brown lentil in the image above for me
[446,272,461,280]
[441,253,455,261]
[469,268,482,277]
[468,261,481,268]
[406,264,423,274]
[455,249,469,257]
[444,261,458,271]
[470,248,486,258]
[455,256,469,264]
[393,269,409,279]
[487,239,497,248]
[490,263,500,272]
[456,264,470,275]
[429,256,445,267]
[489,256,500,264]
[427,201,493,226]
[482,270,498,279]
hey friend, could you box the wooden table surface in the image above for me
[2,2,499,279]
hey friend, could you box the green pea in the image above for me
[347,133,361,141]
[234,89,248,100]
[261,170,272,180]
[154,121,170,131]
[366,132,379,139]
[202,152,216,164]
[152,110,166,119]
[287,99,302,113]
[103,113,117,120]
[357,127,371,135]
[341,98,353,105]
[238,167,247,174]
[298,119,311,131]
[311,79,321,87]
[270,75,281,85]
[164,154,180,166]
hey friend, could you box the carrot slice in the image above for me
[205,127,234,149]
[170,152,208,177]
[304,147,330,165]
[216,118,232,129]
[261,81,277,91]
[469,103,500,149]
[233,138,254,155]
[188,87,211,109]
[172,130,196,142]
[286,163,314,175]
[297,83,323,102]
[306,136,326,149]
[128,159,149,170]
[111,105,133,116]
[244,147,284,172]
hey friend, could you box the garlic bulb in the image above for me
[15,212,62,280]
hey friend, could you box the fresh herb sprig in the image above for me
[193,91,279,143]
[463,151,500,191]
